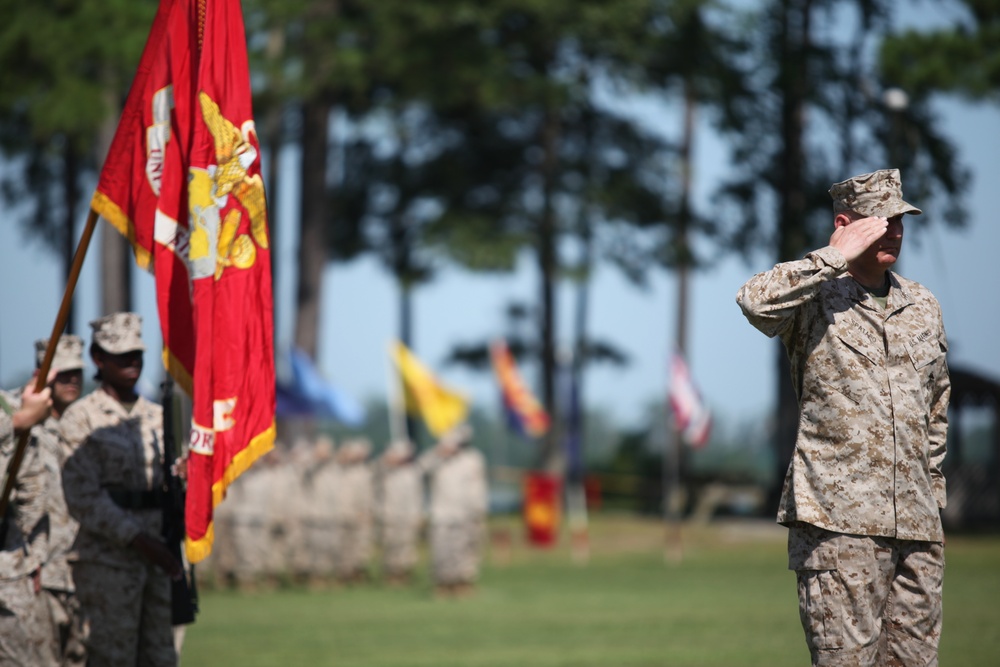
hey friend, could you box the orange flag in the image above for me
[91,0,276,563]
[490,339,549,438]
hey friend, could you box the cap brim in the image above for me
[880,200,921,217]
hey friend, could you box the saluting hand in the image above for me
[829,216,888,264]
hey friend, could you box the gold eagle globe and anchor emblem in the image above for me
[188,91,268,280]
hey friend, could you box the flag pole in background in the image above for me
[666,351,713,564]
[560,346,589,566]
[385,341,408,445]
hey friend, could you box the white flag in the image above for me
[669,353,712,448]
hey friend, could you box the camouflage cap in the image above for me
[382,439,415,462]
[439,423,474,450]
[34,334,85,372]
[829,168,922,218]
[338,437,372,463]
[90,312,146,354]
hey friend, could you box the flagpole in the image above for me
[0,208,100,519]
[664,425,684,564]
[385,342,407,444]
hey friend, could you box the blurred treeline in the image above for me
[1,0,996,495]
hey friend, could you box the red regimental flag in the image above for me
[91,0,276,564]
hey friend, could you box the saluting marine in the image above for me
[737,169,949,666]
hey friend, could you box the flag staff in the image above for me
[0,208,100,519]
[385,341,407,445]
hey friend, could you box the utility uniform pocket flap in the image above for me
[789,542,838,572]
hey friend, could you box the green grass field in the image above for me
[182,516,1000,666]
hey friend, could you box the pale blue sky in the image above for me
[2,5,998,434]
[3,95,996,432]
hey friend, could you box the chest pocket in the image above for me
[906,336,944,371]
[90,425,141,487]
[829,302,884,365]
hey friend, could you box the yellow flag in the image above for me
[391,341,469,436]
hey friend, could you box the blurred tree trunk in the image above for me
[293,99,331,360]
[537,102,561,471]
[771,0,812,510]
[97,101,131,315]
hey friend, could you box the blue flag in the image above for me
[276,348,366,426]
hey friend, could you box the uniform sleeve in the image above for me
[59,403,90,460]
[927,315,950,509]
[466,452,489,517]
[0,391,16,443]
[736,246,848,339]
[0,441,50,576]
[415,448,442,474]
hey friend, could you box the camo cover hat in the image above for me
[90,312,146,354]
[34,334,85,372]
[439,423,473,450]
[382,439,415,462]
[338,437,372,463]
[829,168,922,218]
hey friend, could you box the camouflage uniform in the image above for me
[330,439,374,583]
[60,314,177,667]
[0,389,54,666]
[422,426,488,591]
[265,448,301,583]
[34,336,87,667]
[375,440,423,581]
[737,170,949,666]
[218,456,274,589]
[295,438,339,584]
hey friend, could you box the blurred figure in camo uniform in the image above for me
[32,336,88,667]
[0,369,57,665]
[421,424,487,598]
[374,439,422,586]
[291,436,339,588]
[329,438,374,585]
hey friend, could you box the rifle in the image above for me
[161,376,198,625]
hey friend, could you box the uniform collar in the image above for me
[839,271,914,312]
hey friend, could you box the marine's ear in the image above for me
[833,211,855,230]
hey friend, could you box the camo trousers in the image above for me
[430,519,484,586]
[378,520,420,576]
[72,560,176,667]
[0,575,51,666]
[788,522,944,667]
[41,589,87,667]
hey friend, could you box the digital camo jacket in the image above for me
[59,389,165,567]
[0,390,50,580]
[737,246,949,542]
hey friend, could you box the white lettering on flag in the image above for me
[189,422,215,456]
[146,86,174,196]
